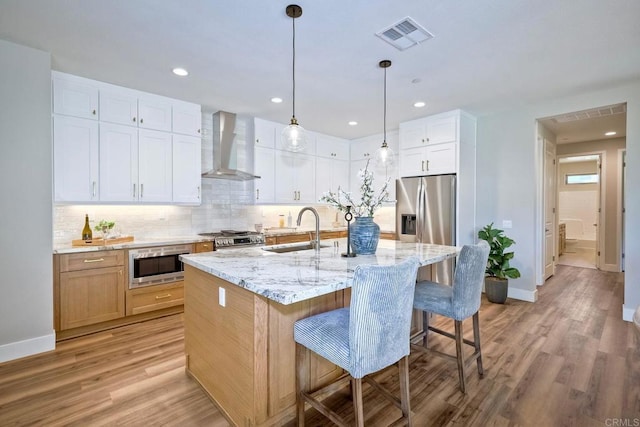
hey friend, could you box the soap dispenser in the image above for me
[287,211,293,228]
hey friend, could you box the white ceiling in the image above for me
[1,0,639,140]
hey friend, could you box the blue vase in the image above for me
[349,216,380,255]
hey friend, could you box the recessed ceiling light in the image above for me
[172,67,189,77]
[414,101,426,108]
[348,121,358,126]
[605,131,617,136]
[271,97,283,103]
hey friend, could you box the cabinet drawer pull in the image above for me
[155,294,172,300]
[83,258,105,263]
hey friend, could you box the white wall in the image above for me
[476,80,640,319]
[0,40,54,362]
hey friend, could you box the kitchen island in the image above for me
[180,239,458,426]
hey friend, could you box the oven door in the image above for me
[128,244,192,289]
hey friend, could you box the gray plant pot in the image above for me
[485,277,508,304]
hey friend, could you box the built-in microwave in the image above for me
[128,244,192,289]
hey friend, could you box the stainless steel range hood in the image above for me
[202,111,260,181]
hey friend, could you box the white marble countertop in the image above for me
[180,239,459,305]
[53,235,213,254]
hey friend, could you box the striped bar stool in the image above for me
[294,257,420,427]
[412,241,490,393]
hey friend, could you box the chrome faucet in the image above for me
[297,207,320,251]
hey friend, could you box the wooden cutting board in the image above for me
[72,236,134,247]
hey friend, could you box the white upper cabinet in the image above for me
[99,87,139,126]
[52,72,99,120]
[172,134,201,203]
[254,145,276,204]
[138,129,173,202]
[99,123,138,202]
[52,72,202,204]
[315,134,349,160]
[173,101,202,136]
[53,116,99,202]
[274,151,316,203]
[138,94,172,132]
[399,111,460,177]
[254,118,278,149]
[349,132,398,202]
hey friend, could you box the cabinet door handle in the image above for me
[140,183,144,198]
[92,181,96,198]
[132,117,136,122]
[197,186,201,200]
[140,118,144,124]
[426,160,430,171]
[256,189,260,200]
[256,138,260,144]
[426,137,430,142]
[155,294,172,300]
[421,160,425,172]
[133,183,136,198]
[197,129,201,134]
[83,258,105,263]
[92,109,96,116]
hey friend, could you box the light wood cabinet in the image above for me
[126,282,184,316]
[194,241,214,252]
[58,250,125,330]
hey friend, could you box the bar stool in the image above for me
[294,257,420,427]
[412,241,490,393]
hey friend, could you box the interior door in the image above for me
[544,138,556,280]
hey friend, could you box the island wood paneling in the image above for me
[184,265,349,426]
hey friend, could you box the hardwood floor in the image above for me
[0,265,637,426]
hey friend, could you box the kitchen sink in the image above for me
[262,242,330,254]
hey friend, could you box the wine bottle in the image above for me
[82,214,92,241]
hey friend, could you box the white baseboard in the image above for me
[622,304,636,322]
[0,331,55,364]
[600,263,620,272]
[508,287,538,303]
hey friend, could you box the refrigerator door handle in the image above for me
[416,178,426,243]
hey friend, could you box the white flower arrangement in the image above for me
[319,159,390,217]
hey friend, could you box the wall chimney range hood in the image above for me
[202,111,260,181]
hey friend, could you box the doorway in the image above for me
[556,154,601,269]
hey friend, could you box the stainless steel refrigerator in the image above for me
[396,175,456,284]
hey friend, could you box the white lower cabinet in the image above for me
[254,146,276,203]
[172,134,201,204]
[275,151,316,203]
[53,116,99,202]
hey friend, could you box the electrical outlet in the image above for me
[502,220,512,229]
[219,287,226,307]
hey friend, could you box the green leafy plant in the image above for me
[94,220,115,234]
[477,223,521,280]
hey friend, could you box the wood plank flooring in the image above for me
[0,265,637,426]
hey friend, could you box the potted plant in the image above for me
[477,223,521,304]
[319,159,390,254]
[95,220,116,240]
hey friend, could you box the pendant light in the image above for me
[374,60,395,171]
[281,4,307,152]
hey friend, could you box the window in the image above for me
[565,173,598,185]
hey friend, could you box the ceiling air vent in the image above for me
[376,17,434,51]
[554,103,627,123]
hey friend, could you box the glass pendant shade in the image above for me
[281,118,307,152]
[375,141,395,170]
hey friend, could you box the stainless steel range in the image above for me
[198,230,265,249]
